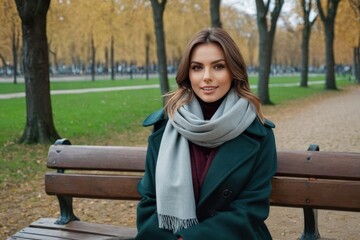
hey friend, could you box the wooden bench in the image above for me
[8,139,360,240]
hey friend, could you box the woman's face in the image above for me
[189,43,232,103]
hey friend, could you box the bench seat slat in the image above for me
[277,150,360,180]
[47,145,146,172]
[48,145,360,180]
[46,173,360,211]
[9,231,66,240]
[29,218,136,239]
[45,174,142,200]
[9,226,112,240]
[271,177,360,211]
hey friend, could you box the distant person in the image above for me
[136,27,277,240]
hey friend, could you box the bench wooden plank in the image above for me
[45,173,360,211]
[10,226,113,240]
[47,145,360,181]
[47,145,146,172]
[277,150,360,180]
[30,218,136,239]
[9,231,66,239]
[45,174,142,200]
[271,178,360,211]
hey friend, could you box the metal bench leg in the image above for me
[53,138,79,224]
[301,207,320,240]
[55,195,80,224]
[300,144,321,240]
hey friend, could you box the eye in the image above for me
[214,63,225,70]
[191,64,203,71]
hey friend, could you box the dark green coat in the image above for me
[136,110,277,240]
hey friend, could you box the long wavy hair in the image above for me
[165,28,264,122]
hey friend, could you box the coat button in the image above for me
[222,189,233,199]
[210,210,217,217]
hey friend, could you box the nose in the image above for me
[203,67,212,83]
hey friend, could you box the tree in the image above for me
[150,0,170,102]
[110,35,115,80]
[15,0,60,144]
[255,0,284,104]
[316,0,340,89]
[349,0,360,84]
[300,0,318,87]
[0,0,21,84]
[222,7,258,68]
[90,33,96,81]
[210,0,222,28]
[145,33,151,80]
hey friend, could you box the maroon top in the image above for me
[189,97,224,203]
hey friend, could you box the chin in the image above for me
[200,97,219,103]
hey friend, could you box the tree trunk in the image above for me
[145,33,150,81]
[104,46,109,75]
[300,0,317,88]
[111,35,115,80]
[316,0,339,90]
[150,0,169,103]
[324,22,336,89]
[257,31,272,104]
[0,54,7,69]
[91,35,96,81]
[49,49,58,75]
[0,54,8,79]
[255,0,284,104]
[300,28,310,87]
[354,47,360,84]
[210,0,222,28]
[15,0,61,144]
[12,23,19,84]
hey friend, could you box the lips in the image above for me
[201,86,218,91]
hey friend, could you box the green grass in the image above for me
[0,89,163,146]
[0,144,48,183]
[268,78,352,104]
[52,88,162,140]
[0,74,355,184]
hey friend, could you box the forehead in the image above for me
[190,43,225,61]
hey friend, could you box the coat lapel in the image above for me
[197,133,260,206]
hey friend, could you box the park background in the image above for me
[1,0,360,239]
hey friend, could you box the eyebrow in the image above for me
[190,59,226,65]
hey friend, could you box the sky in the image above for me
[222,0,296,15]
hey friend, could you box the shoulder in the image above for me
[143,108,168,133]
[143,109,166,126]
[244,117,275,138]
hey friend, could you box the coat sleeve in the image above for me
[176,128,277,240]
[135,131,177,240]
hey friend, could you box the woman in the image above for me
[136,28,277,240]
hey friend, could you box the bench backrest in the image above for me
[45,144,360,211]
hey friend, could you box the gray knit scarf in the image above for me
[155,89,257,233]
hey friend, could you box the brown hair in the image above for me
[165,28,264,122]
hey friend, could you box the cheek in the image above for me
[189,72,201,85]
[219,73,232,87]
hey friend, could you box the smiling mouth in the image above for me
[201,86,218,91]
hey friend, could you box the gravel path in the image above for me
[266,85,360,240]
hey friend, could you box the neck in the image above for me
[197,95,226,120]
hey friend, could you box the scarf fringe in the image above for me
[158,214,199,233]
